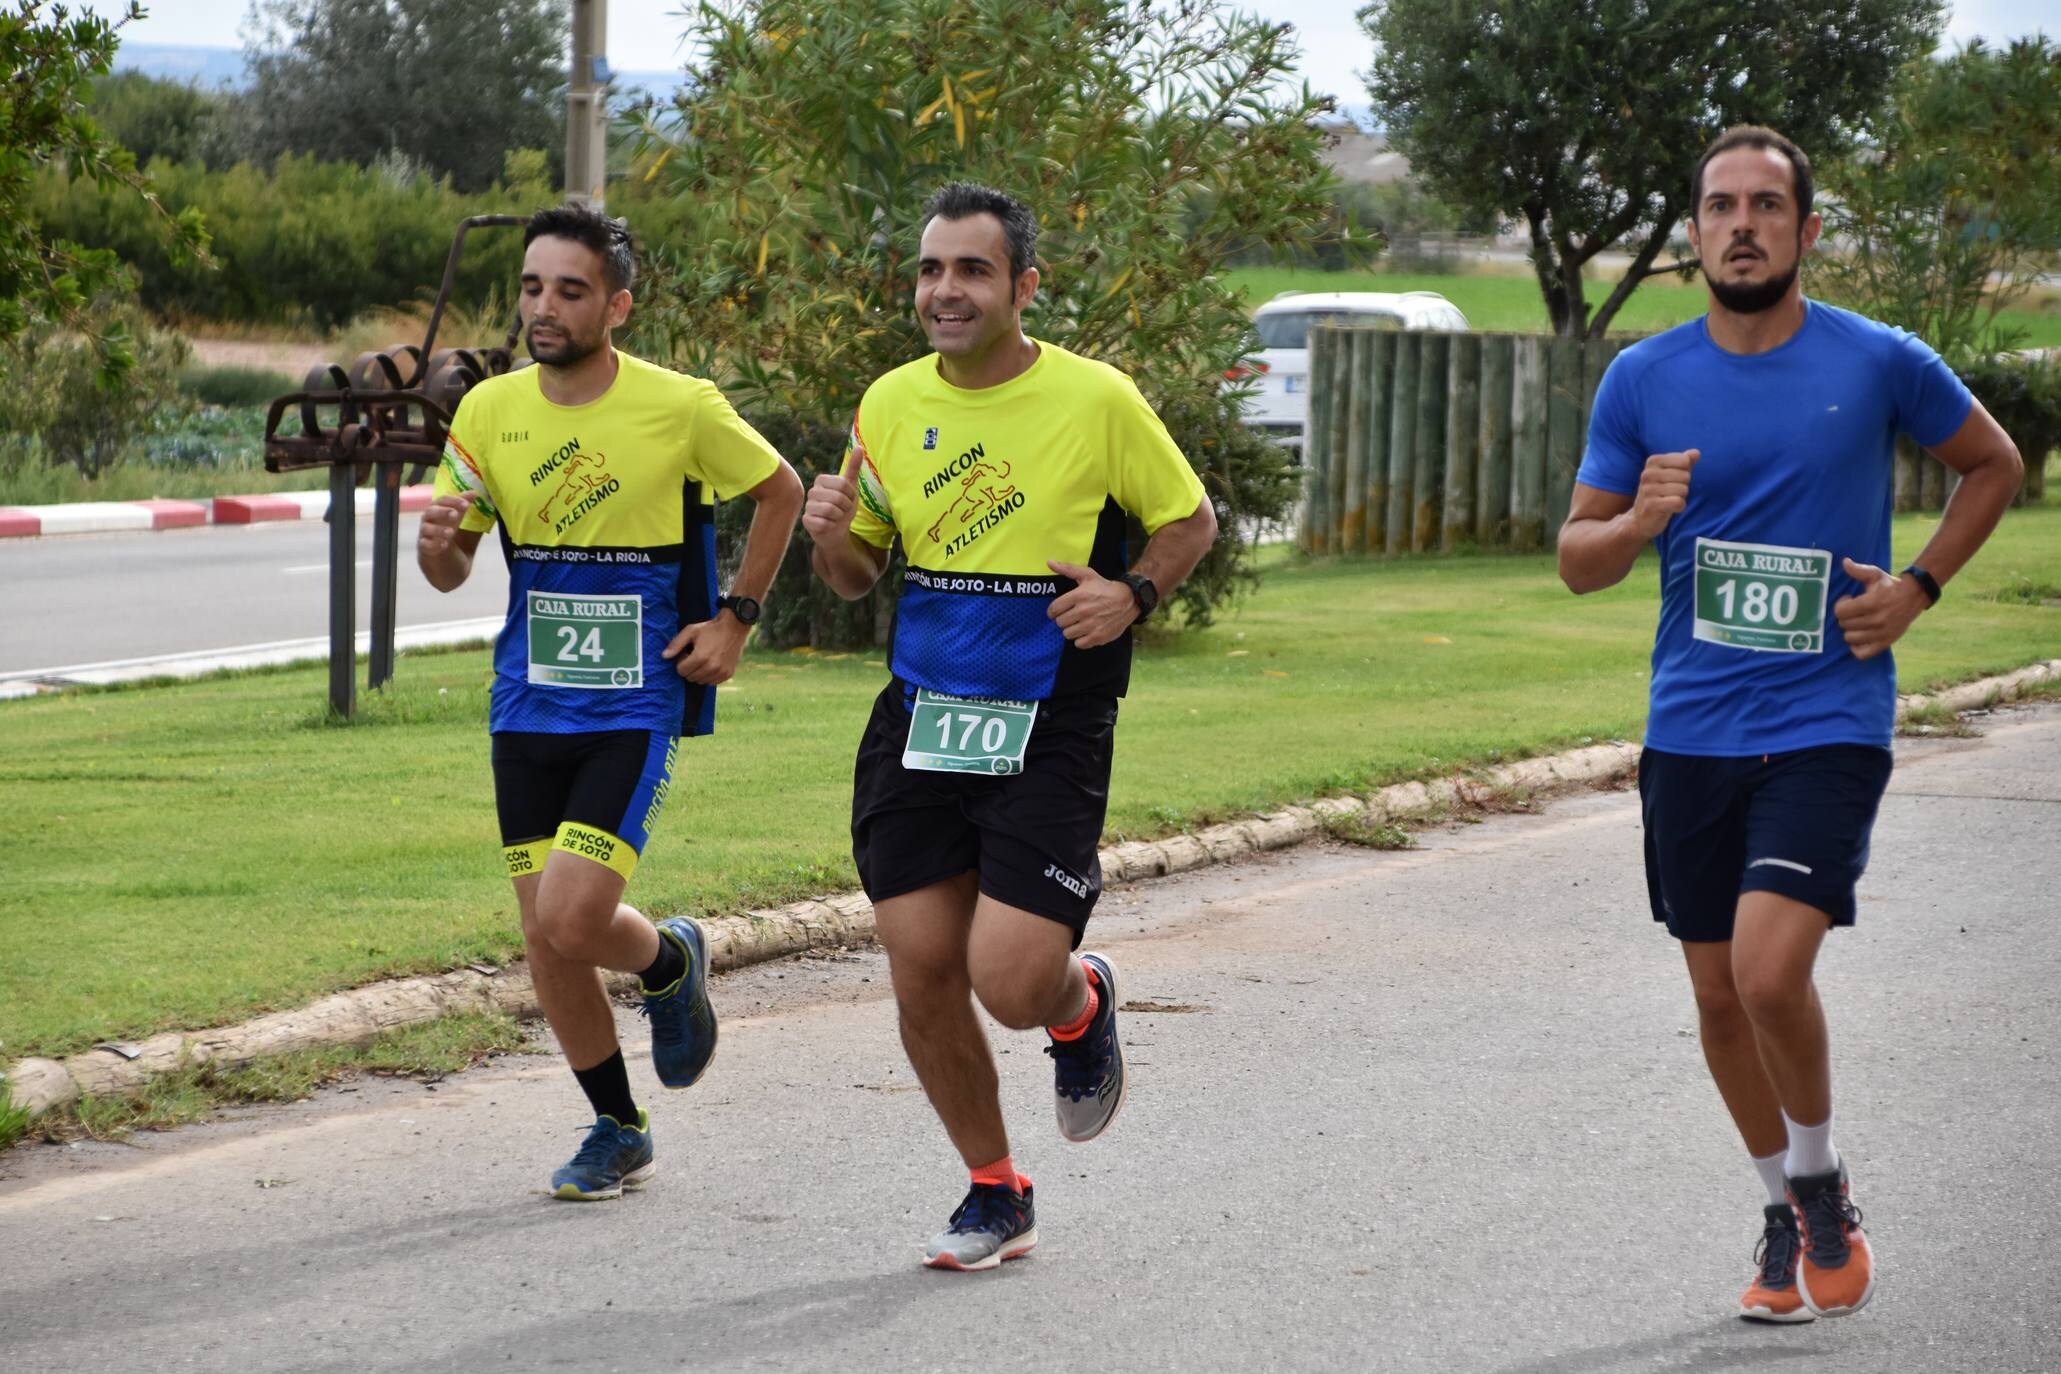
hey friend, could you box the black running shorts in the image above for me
[1638,744,1894,941]
[491,729,679,882]
[851,680,1116,945]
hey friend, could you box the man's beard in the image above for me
[526,326,601,366]
[1707,259,1798,315]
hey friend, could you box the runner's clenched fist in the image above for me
[1631,449,1700,539]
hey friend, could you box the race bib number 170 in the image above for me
[1692,537,1831,654]
[903,690,1038,774]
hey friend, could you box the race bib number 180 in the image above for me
[526,591,643,688]
[1692,537,1831,654]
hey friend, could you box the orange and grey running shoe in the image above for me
[1790,1163,1876,1317]
[923,1181,1038,1271]
[1739,1203,1814,1323]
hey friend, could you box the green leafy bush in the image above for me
[629,0,1355,643]
[0,295,190,480]
[28,151,553,329]
[1960,351,2061,503]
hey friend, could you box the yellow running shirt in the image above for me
[433,351,782,735]
[847,341,1205,700]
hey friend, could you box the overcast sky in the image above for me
[106,0,2054,109]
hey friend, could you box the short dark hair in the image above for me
[1691,126,1813,221]
[524,204,637,295]
[921,182,1039,280]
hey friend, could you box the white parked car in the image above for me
[1229,290,1470,454]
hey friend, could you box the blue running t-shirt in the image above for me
[1577,301,1972,755]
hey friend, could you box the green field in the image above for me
[1223,265,2061,347]
[5,507,2058,1060]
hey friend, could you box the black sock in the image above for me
[638,927,687,992]
[571,1050,639,1126]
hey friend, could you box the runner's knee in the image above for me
[532,893,620,962]
[970,960,1070,1031]
[1733,960,1809,1026]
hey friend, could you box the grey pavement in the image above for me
[2,706,2058,1372]
[0,515,507,683]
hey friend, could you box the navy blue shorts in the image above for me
[1638,744,1893,942]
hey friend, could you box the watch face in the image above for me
[726,596,761,625]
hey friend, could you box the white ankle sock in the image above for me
[1783,1110,1838,1178]
[1752,1149,1790,1207]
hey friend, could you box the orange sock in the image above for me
[970,1155,1026,1195]
[1047,962,1100,1041]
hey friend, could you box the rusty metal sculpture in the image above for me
[264,215,528,716]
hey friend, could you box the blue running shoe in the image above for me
[1045,952,1126,1142]
[643,917,717,1089]
[923,1181,1038,1271]
[550,1110,655,1201]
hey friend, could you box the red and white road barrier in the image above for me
[0,486,432,538]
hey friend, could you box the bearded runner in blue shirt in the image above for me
[1560,127,2021,1324]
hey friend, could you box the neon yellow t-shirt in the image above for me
[845,340,1204,700]
[433,351,781,735]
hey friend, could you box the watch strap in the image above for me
[1901,565,1942,606]
[1122,572,1159,618]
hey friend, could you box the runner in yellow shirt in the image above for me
[804,183,1218,1269]
[418,205,802,1200]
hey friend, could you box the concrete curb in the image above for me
[0,486,432,537]
[6,659,2056,1122]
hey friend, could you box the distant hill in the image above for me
[113,42,246,87]
[111,41,686,103]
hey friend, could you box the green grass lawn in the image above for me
[4,507,2057,1060]
[1224,265,2061,347]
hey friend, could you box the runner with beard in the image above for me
[418,205,803,1200]
[1558,127,2021,1320]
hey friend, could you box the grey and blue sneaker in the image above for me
[1045,951,1126,1142]
[923,1181,1038,1271]
[549,1110,655,1201]
[643,917,717,1089]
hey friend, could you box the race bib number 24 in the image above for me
[526,591,643,688]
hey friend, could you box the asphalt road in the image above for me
[3,706,2056,1373]
[0,516,509,678]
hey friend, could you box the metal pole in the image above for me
[369,463,402,692]
[566,0,610,209]
[328,462,357,718]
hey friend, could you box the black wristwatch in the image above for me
[1121,572,1160,619]
[717,593,762,626]
[1901,565,1942,607]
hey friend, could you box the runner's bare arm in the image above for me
[1901,401,2022,591]
[1834,402,2022,660]
[417,494,485,592]
[1048,495,1218,649]
[804,440,891,600]
[1557,449,1701,594]
[665,459,805,686]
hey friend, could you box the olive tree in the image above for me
[626,0,1364,642]
[1362,0,1941,337]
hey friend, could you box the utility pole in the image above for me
[565,0,609,208]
